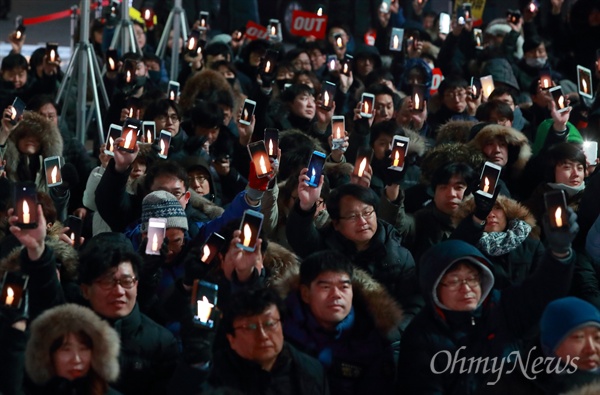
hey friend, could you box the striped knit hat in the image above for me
[141,191,188,232]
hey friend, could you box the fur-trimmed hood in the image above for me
[262,241,302,297]
[468,124,532,177]
[436,120,478,145]
[25,304,120,385]
[188,189,225,219]
[561,380,600,395]
[452,195,540,239]
[420,143,486,184]
[3,111,64,190]
[404,128,428,157]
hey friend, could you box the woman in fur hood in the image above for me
[452,194,545,290]
[24,304,121,394]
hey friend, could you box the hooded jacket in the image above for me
[396,240,575,395]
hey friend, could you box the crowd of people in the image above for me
[0,0,600,393]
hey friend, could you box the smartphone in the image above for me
[411,84,427,111]
[236,210,264,252]
[264,128,279,159]
[406,31,420,51]
[260,49,279,77]
[46,42,59,63]
[247,141,273,178]
[199,10,209,28]
[333,32,344,49]
[142,8,154,28]
[65,215,83,248]
[549,86,568,113]
[146,218,167,255]
[507,9,522,24]
[480,75,495,100]
[320,81,336,111]
[463,3,473,21]
[583,141,598,164]
[353,146,373,177]
[199,232,226,265]
[268,19,281,41]
[119,118,142,152]
[105,124,122,156]
[476,161,502,198]
[528,0,538,13]
[390,27,404,51]
[473,28,483,49]
[544,190,568,229]
[1,272,29,309]
[380,0,391,12]
[327,54,337,71]
[469,77,482,99]
[360,93,375,118]
[106,49,118,72]
[158,130,172,159]
[142,121,156,143]
[123,59,137,84]
[14,16,25,40]
[10,97,26,125]
[388,135,410,171]
[439,13,451,34]
[44,156,63,187]
[12,181,38,229]
[457,5,466,25]
[167,80,180,101]
[340,54,353,76]
[331,116,345,150]
[577,65,593,99]
[306,151,327,188]
[125,97,142,119]
[187,29,201,56]
[240,99,256,126]
[191,280,218,327]
[539,69,552,90]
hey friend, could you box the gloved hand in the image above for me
[543,206,579,255]
[182,242,216,287]
[383,167,405,186]
[139,236,169,286]
[0,289,28,326]
[473,187,499,222]
[247,161,274,201]
[180,304,219,365]
[259,70,276,88]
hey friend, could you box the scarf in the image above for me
[548,182,586,198]
[477,219,532,256]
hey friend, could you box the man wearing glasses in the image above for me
[427,77,476,132]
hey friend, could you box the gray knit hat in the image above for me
[141,191,189,232]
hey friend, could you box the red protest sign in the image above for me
[245,20,269,40]
[290,10,327,39]
[430,67,444,96]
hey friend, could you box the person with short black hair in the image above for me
[428,77,476,133]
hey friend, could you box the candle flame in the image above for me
[393,150,400,167]
[268,139,274,156]
[22,200,30,224]
[51,166,58,184]
[243,224,252,247]
[555,207,563,227]
[329,58,335,69]
[483,177,490,193]
[160,139,166,155]
[243,108,249,121]
[259,155,268,175]
[393,34,399,49]
[197,296,214,322]
[16,31,21,40]
[144,9,151,19]
[147,130,152,143]
[324,90,330,106]
[363,101,370,114]
[558,95,565,108]
[343,63,348,73]
[582,78,588,93]
[124,129,134,149]
[271,26,276,36]
[170,90,175,100]
[335,125,342,139]
[317,7,323,15]
[5,287,14,306]
[476,36,481,46]
[543,77,550,88]
[414,93,420,110]
[70,232,75,243]
[265,60,271,73]
[188,37,196,51]
[201,244,211,262]
[109,136,115,152]
[336,37,342,48]
[529,2,536,12]
[358,157,367,177]
[151,233,158,251]
[108,57,115,70]
[126,70,132,83]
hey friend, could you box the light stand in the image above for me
[55,0,110,145]
[110,0,141,54]
[155,0,188,81]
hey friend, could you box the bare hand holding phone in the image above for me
[8,204,47,261]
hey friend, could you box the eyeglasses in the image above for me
[233,319,281,333]
[156,114,180,123]
[189,175,208,183]
[444,90,467,99]
[339,208,375,222]
[94,275,138,290]
[440,276,480,291]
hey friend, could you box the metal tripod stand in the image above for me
[155,0,188,81]
[55,0,110,145]
[110,0,141,54]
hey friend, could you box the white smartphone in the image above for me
[390,27,404,51]
[549,86,569,113]
[240,99,256,126]
[439,13,451,34]
[331,115,345,150]
[388,135,410,171]
[167,81,180,101]
[146,218,167,255]
[577,65,593,99]
[583,141,598,164]
[473,28,483,49]
[480,75,495,100]
[158,130,172,159]
[44,156,63,187]
[104,124,122,156]
[360,93,375,118]
[476,161,502,199]
[142,121,156,143]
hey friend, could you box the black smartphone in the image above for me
[320,81,336,111]
[123,59,137,85]
[236,210,264,252]
[199,232,226,265]
[106,49,118,71]
[14,16,25,40]
[46,42,59,63]
[333,32,344,49]
[469,77,482,99]
[268,19,281,41]
[353,146,373,177]
[411,84,427,111]
[65,215,83,248]
[247,141,273,178]
[264,128,279,159]
[12,181,38,229]
[158,130,172,159]
[507,9,522,24]
[260,49,279,77]
[191,280,218,328]
[119,118,142,152]
[477,161,502,198]
[44,156,63,187]
[187,29,201,56]
[9,97,26,126]
[199,11,209,28]
[463,3,472,21]
[457,6,466,25]
[125,97,142,119]
[1,272,29,309]
[340,54,353,76]
[544,190,568,229]
[306,151,327,187]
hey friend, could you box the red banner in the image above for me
[245,21,269,41]
[430,67,444,96]
[290,10,327,39]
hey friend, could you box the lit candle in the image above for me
[555,207,563,227]
[151,233,158,251]
[529,2,536,12]
[5,287,14,306]
[357,157,367,177]
[259,155,268,175]
[265,61,271,73]
[50,49,56,62]
[126,70,132,83]
[201,18,206,27]
[542,77,550,88]
[393,150,400,167]
[144,9,151,20]
[70,232,75,244]
[128,108,134,118]
[558,95,565,109]
[271,26,276,36]
[16,30,21,40]
[310,168,316,184]
[329,58,335,70]
[268,139,274,156]
[393,34,399,49]
[147,130,152,143]
[343,63,348,74]
[476,36,481,46]
[51,166,58,184]
[124,129,134,149]
[197,296,214,323]
[582,78,588,93]
[323,90,330,107]
[243,224,252,247]
[108,57,115,70]
[188,37,196,51]
[414,93,421,110]
[160,139,166,155]
[201,244,211,262]
[334,126,342,140]
[317,7,323,15]
[336,37,343,48]
[22,200,30,224]
[483,177,490,193]
[109,136,115,152]
[170,90,175,100]
[243,108,249,121]
[363,101,370,114]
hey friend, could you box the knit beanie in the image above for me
[141,191,188,232]
[540,297,600,355]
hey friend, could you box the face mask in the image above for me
[148,70,161,84]
[135,75,147,87]
[525,57,547,69]
[276,79,292,91]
